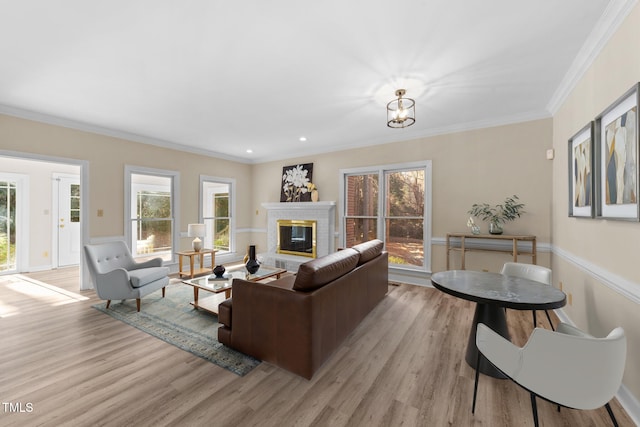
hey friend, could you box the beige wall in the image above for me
[0,114,254,259]
[251,118,553,273]
[552,3,640,402]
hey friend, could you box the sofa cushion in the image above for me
[293,248,360,291]
[352,239,383,265]
[128,266,170,288]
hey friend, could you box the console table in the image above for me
[446,233,536,270]
[177,249,216,279]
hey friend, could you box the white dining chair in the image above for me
[501,262,555,330]
[472,322,626,427]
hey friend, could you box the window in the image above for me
[126,167,179,261]
[0,180,16,272]
[341,162,431,271]
[200,176,235,256]
[69,184,80,223]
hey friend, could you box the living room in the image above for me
[1,1,640,425]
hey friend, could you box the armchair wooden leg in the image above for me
[106,300,111,309]
[136,299,141,312]
[162,287,166,298]
[532,310,537,328]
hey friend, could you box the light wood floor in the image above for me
[0,267,633,427]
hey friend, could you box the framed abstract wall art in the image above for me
[595,83,640,220]
[568,122,594,217]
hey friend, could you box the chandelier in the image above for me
[386,89,415,128]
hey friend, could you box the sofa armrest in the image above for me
[218,298,232,327]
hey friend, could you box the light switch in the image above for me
[546,149,555,160]
[97,209,104,217]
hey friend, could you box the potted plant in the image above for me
[468,195,525,234]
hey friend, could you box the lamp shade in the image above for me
[187,223,206,238]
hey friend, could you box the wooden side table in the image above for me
[446,233,536,270]
[177,249,216,279]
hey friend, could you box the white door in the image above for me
[56,175,81,267]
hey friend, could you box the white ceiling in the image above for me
[0,0,635,163]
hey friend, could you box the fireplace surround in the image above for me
[261,201,335,271]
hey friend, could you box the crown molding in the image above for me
[547,0,639,114]
[0,104,254,164]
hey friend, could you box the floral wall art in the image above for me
[280,163,313,202]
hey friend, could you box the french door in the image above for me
[0,178,17,272]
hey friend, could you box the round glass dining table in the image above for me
[431,270,566,378]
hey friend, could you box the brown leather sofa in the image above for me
[217,239,388,379]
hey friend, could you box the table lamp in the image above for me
[187,223,206,252]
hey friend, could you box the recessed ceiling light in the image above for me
[246,149,253,153]
[299,137,307,142]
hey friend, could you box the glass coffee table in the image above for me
[181,265,287,315]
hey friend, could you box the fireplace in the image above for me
[277,219,316,258]
[261,201,335,271]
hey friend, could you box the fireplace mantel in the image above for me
[261,201,336,211]
[261,201,336,271]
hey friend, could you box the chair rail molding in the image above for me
[552,245,640,304]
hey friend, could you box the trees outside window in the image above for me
[201,177,235,255]
[342,162,431,270]
[128,171,176,261]
[0,180,16,271]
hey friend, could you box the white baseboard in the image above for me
[25,264,54,273]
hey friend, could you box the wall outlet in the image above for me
[43,251,48,258]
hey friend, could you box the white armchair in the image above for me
[84,241,170,311]
[472,322,626,427]
[501,262,555,330]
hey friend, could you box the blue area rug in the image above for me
[92,283,260,376]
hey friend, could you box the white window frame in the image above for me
[339,161,432,272]
[199,175,236,263]
[125,165,180,263]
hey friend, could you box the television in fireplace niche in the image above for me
[277,219,317,258]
